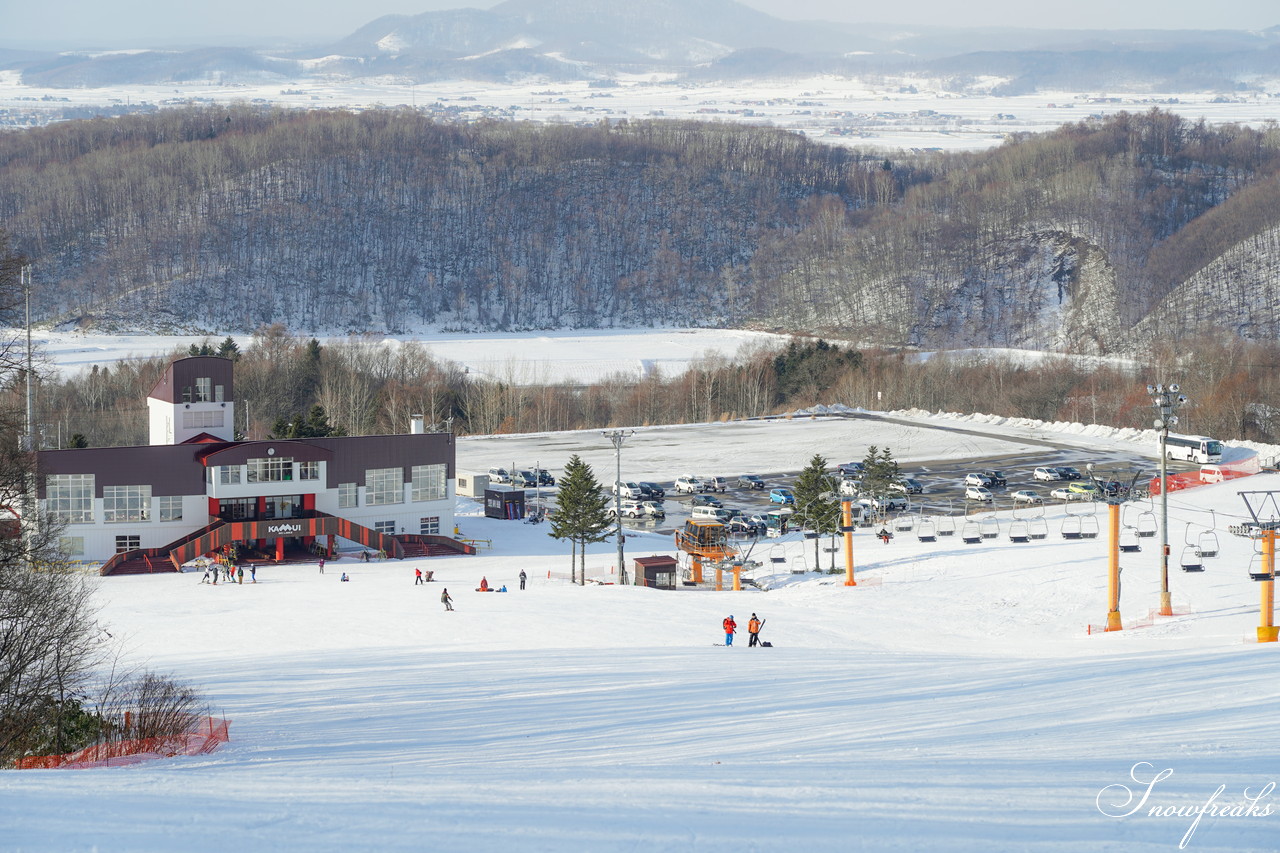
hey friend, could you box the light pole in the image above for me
[1148,383,1188,617]
[603,429,634,585]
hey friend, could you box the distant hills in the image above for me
[3,0,1278,92]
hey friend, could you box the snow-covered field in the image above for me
[3,413,1279,852]
[4,74,1279,152]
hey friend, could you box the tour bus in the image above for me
[1162,433,1223,464]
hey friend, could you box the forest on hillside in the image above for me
[3,107,1280,351]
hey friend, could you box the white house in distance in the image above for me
[36,356,467,573]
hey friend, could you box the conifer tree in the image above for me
[548,454,612,585]
[793,453,840,567]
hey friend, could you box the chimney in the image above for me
[410,414,425,435]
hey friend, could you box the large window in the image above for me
[157,496,183,522]
[338,482,357,509]
[46,474,94,524]
[247,456,293,483]
[374,520,397,535]
[419,516,440,535]
[299,460,320,481]
[411,464,447,502]
[59,536,85,556]
[219,465,242,485]
[103,485,151,523]
[365,468,404,506]
[115,535,140,553]
[183,410,225,430]
[195,377,212,402]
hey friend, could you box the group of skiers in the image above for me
[721,613,766,646]
[200,563,255,584]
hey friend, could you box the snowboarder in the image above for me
[318,557,325,574]
[748,613,764,647]
[519,569,527,590]
[415,568,423,585]
[340,573,349,582]
[722,615,737,646]
[441,588,454,611]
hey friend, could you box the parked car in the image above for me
[513,470,538,488]
[611,481,643,500]
[889,477,924,495]
[859,495,907,512]
[1049,487,1075,501]
[608,500,646,518]
[690,494,723,509]
[738,474,766,490]
[728,516,763,536]
[965,485,994,501]
[981,470,1008,487]
[534,468,556,486]
[838,462,865,477]
[1056,466,1083,480]
[964,473,992,487]
[1033,467,1059,481]
[487,466,511,484]
[1067,481,1100,499]
[1100,480,1127,497]
[674,476,703,494]
[691,505,732,522]
[638,482,665,499]
[637,500,666,519]
[769,488,795,505]
[704,476,728,493]
[1010,489,1042,504]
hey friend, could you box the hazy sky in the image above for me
[3,0,1276,50]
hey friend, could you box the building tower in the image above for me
[145,356,235,445]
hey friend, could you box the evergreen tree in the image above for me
[217,336,240,361]
[859,446,902,501]
[792,453,840,567]
[67,434,88,448]
[269,405,346,439]
[548,454,612,585]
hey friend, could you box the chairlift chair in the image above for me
[1196,529,1220,559]
[1247,551,1274,582]
[768,544,787,565]
[980,516,999,539]
[1061,516,1082,540]
[917,516,937,543]
[961,519,982,544]
[1119,526,1141,553]
[1028,516,1048,540]
[936,515,956,537]
[1135,508,1157,538]
[1179,543,1204,573]
[1080,515,1100,539]
[1008,519,1029,543]
[894,515,915,533]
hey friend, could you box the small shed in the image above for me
[484,487,525,520]
[457,471,490,497]
[633,555,679,589]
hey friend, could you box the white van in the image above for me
[611,481,643,499]
[1199,465,1225,484]
[691,506,731,522]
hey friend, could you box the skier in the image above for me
[441,588,454,611]
[237,566,244,584]
[722,614,737,646]
[200,568,210,584]
[340,572,349,582]
[519,569,527,590]
[748,613,764,647]
[415,568,423,585]
[318,557,325,574]
[250,564,257,584]
[878,527,891,545]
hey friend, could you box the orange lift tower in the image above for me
[675,519,739,589]
[841,498,857,586]
[1088,465,1146,632]
[1231,492,1280,643]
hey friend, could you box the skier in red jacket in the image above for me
[722,615,737,646]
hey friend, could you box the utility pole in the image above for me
[603,429,634,585]
[1148,383,1187,617]
[20,265,36,568]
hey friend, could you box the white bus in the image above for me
[1162,433,1223,464]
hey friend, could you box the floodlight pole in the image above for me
[1148,383,1186,617]
[603,429,634,585]
[20,265,35,569]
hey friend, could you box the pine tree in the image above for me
[792,453,840,567]
[859,446,903,526]
[217,336,240,361]
[549,454,612,585]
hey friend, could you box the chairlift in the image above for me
[1135,508,1157,539]
[792,553,809,574]
[1179,543,1204,573]
[936,515,956,537]
[768,545,787,565]
[1196,529,1220,559]
[1247,551,1274,582]
[1119,526,1141,553]
[961,519,982,544]
[1008,519,1029,543]
[1028,516,1048,540]
[1061,515,1082,540]
[1080,515,1100,539]
[980,516,999,539]
[917,516,937,543]
[894,514,915,533]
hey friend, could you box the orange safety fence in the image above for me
[15,716,230,770]
[1149,456,1261,496]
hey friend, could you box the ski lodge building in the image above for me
[35,356,465,574]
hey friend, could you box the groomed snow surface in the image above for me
[4,416,1280,852]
